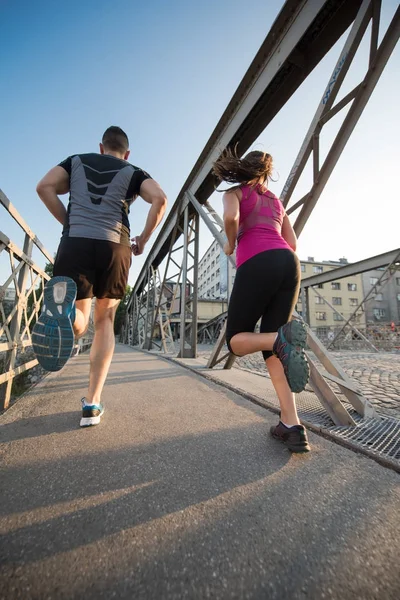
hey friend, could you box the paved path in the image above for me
[1,345,399,599]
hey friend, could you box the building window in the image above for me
[315,297,324,304]
[331,282,341,290]
[211,261,215,268]
[301,264,306,272]
[210,286,215,294]
[297,296,302,303]
[332,297,342,305]
[313,266,323,274]
[348,283,357,291]
[216,268,220,277]
[207,266,210,274]
[370,277,378,285]
[396,278,400,286]
[375,293,383,301]
[316,284,324,289]
[397,293,400,301]
[316,312,326,321]
[333,313,343,321]
[216,282,220,291]
[316,327,328,337]
[373,308,386,318]
[349,298,358,306]
[216,254,220,263]
[211,273,215,280]
[207,278,210,284]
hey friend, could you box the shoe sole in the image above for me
[80,416,102,427]
[287,319,307,348]
[284,321,310,393]
[32,277,76,372]
[286,350,310,393]
[80,407,105,428]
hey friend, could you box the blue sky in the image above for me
[1,0,399,287]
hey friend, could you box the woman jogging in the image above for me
[213,149,310,453]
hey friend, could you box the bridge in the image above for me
[1,1,400,598]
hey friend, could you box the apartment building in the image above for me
[198,242,367,328]
[297,257,366,332]
[198,239,235,300]
[361,269,400,324]
[198,235,400,326]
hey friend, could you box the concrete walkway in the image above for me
[1,345,399,600]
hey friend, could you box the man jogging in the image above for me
[32,126,167,427]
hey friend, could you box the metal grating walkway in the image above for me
[329,416,400,461]
[226,363,400,469]
[248,370,400,470]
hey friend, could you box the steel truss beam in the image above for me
[127,205,199,357]
[203,0,399,424]
[126,0,398,425]
[300,248,400,288]
[310,286,379,353]
[287,2,400,235]
[129,0,364,301]
[178,207,200,358]
[326,249,400,349]
[197,311,228,345]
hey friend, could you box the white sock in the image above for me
[281,421,297,429]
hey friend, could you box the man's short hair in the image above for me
[102,126,129,153]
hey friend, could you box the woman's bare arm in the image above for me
[223,190,240,255]
[281,214,297,252]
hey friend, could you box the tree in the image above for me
[114,285,132,335]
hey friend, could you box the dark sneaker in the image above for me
[32,276,77,372]
[273,319,309,393]
[80,398,105,427]
[270,421,310,453]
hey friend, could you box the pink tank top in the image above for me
[236,184,291,268]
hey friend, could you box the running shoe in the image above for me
[272,319,309,393]
[270,421,310,453]
[80,397,105,427]
[32,276,77,372]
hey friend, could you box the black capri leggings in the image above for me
[226,249,301,360]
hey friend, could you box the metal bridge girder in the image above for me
[125,0,399,426]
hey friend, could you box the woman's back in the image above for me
[236,184,291,268]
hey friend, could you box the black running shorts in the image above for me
[53,237,132,300]
[226,249,300,360]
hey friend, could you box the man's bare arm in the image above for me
[36,166,69,226]
[131,179,167,256]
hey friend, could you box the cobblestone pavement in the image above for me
[198,346,400,419]
[328,352,400,418]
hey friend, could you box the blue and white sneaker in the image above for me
[32,276,77,372]
[80,397,105,427]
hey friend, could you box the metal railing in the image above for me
[0,190,56,409]
[0,191,92,410]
